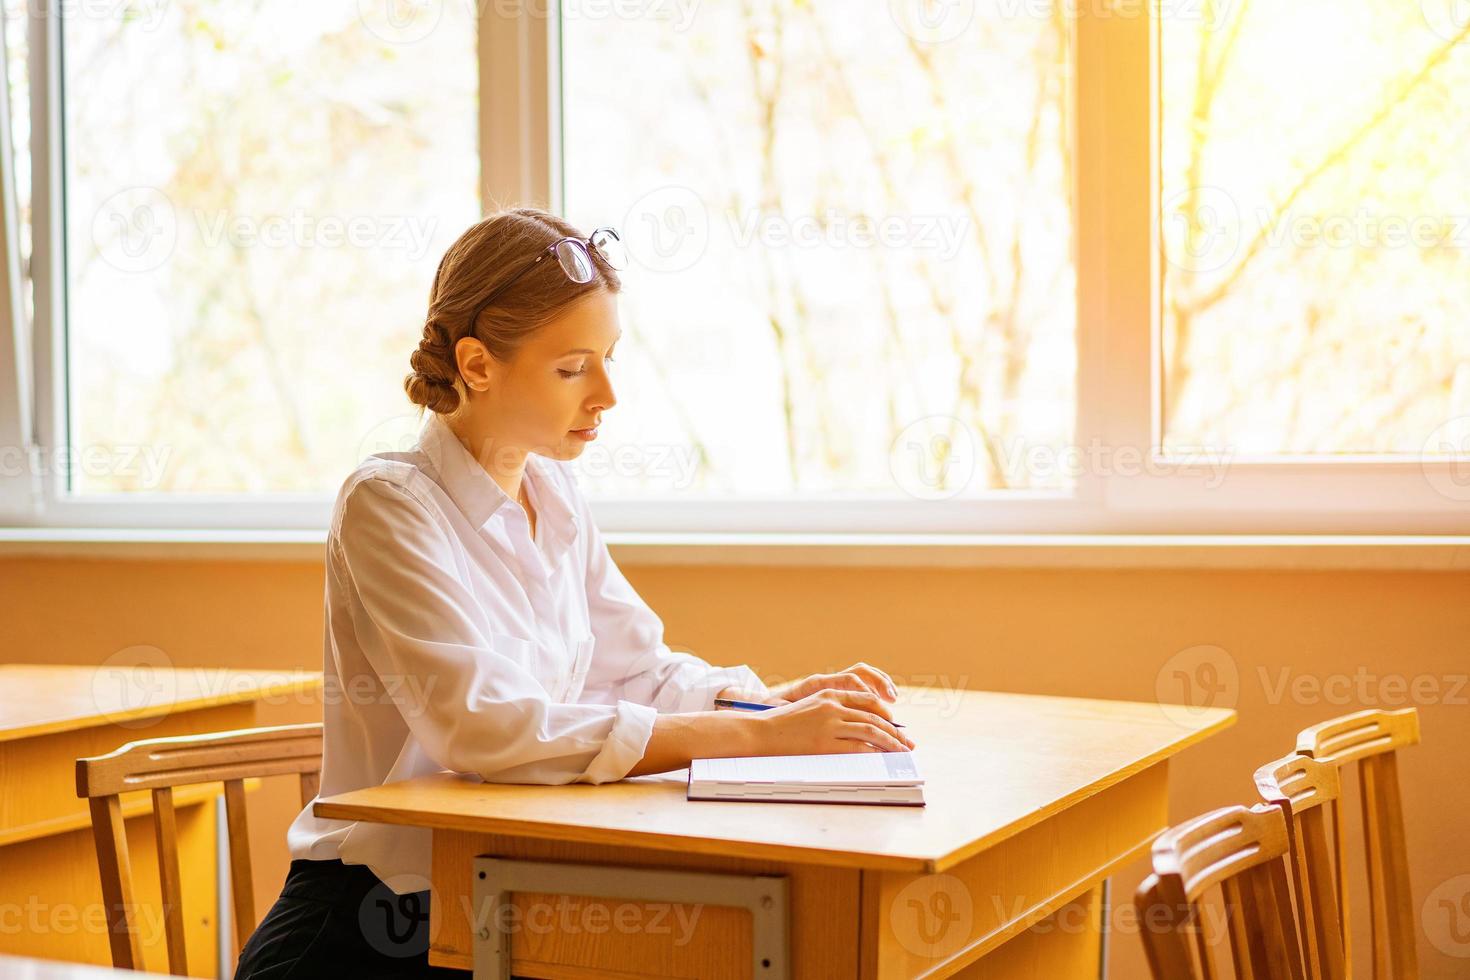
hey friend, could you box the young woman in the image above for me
[234,208,914,978]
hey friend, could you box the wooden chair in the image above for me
[1296,708,1421,980]
[75,722,324,975]
[1255,752,1348,980]
[1136,803,1305,980]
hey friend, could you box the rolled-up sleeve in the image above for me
[335,477,656,784]
[573,483,768,714]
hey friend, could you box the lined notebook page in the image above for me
[691,751,922,785]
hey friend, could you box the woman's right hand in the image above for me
[750,689,916,754]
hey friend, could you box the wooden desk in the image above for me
[0,663,321,977]
[0,953,175,979]
[316,688,1233,979]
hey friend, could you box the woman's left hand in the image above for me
[769,662,899,705]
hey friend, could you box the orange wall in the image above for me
[2,556,1466,977]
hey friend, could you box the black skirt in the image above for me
[233,858,468,979]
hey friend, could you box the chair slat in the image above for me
[1298,805,1347,980]
[1362,753,1418,980]
[1296,708,1419,767]
[78,723,324,797]
[1223,876,1257,980]
[1331,795,1354,975]
[1256,857,1307,980]
[151,786,189,976]
[224,777,256,953]
[1137,873,1199,980]
[87,795,144,970]
[1193,914,1219,980]
[1361,755,1391,979]
[299,769,320,808]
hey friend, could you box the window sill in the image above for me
[0,527,1466,569]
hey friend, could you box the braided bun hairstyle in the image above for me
[404,207,622,417]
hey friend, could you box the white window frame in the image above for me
[0,3,1466,535]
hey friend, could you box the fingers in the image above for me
[839,707,915,750]
[818,664,898,702]
[818,688,897,724]
[830,740,885,754]
[782,663,899,704]
[848,662,898,701]
[837,721,909,753]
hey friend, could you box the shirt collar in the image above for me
[415,412,580,559]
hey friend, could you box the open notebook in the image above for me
[686,751,925,806]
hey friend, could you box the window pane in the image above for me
[1161,0,1470,455]
[561,0,1076,497]
[64,1,478,493]
[3,0,32,338]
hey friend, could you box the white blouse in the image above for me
[286,411,766,891]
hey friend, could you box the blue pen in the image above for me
[713,697,905,727]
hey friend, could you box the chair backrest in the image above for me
[76,722,324,975]
[1255,752,1347,980]
[1296,708,1421,980]
[1136,803,1305,980]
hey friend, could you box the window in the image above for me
[1161,0,1470,457]
[58,1,477,495]
[0,0,1465,534]
[561,0,1076,498]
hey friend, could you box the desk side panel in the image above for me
[860,761,1167,979]
[431,830,860,978]
[0,703,256,846]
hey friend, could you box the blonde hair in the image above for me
[404,207,622,417]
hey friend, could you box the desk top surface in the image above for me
[0,663,322,742]
[0,954,173,979]
[315,687,1233,872]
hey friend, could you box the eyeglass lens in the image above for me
[554,240,596,283]
[590,228,628,270]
